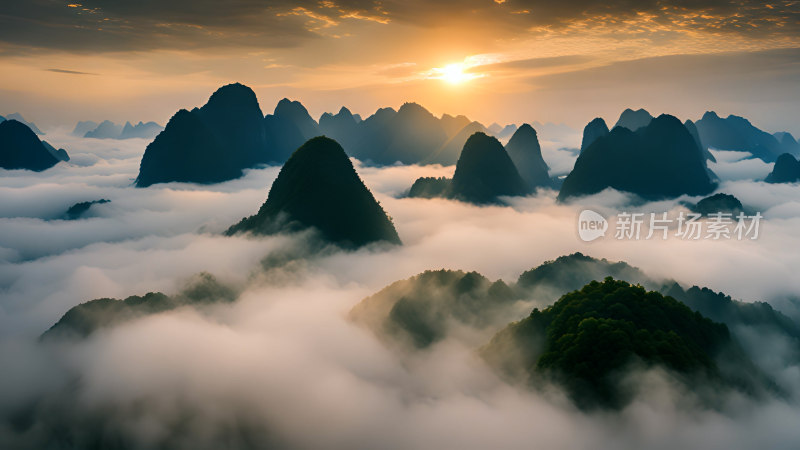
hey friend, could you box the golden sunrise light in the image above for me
[3,1,800,448]
[440,63,469,84]
[431,62,483,85]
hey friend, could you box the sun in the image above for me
[441,63,468,84]
[432,62,483,85]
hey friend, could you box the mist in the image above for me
[1,131,800,449]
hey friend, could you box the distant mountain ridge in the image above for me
[694,111,797,162]
[1,113,44,135]
[78,119,164,139]
[613,108,654,131]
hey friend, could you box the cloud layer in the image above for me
[1,132,800,448]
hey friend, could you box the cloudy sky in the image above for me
[1,0,800,133]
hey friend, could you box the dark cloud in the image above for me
[45,68,96,75]
[0,0,798,54]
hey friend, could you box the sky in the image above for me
[1,0,800,134]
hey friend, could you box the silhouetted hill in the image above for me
[264,98,320,162]
[65,199,110,220]
[516,253,655,296]
[613,108,653,131]
[407,132,530,204]
[684,119,716,163]
[482,278,769,409]
[428,121,489,165]
[440,113,472,138]
[346,103,457,165]
[227,136,401,248]
[665,284,800,341]
[580,117,609,151]
[0,120,68,171]
[559,114,716,201]
[136,83,274,186]
[504,124,550,189]
[348,107,396,164]
[41,141,70,162]
[497,124,518,140]
[72,120,98,136]
[319,106,359,151]
[119,121,163,139]
[694,111,791,162]
[774,132,800,155]
[407,176,451,198]
[5,113,43,134]
[42,273,236,340]
[194,83,269,168]
[83,120,163,139]
[274,98,319,139]
[691,193,744,216]
[350,270,516,349]
[379,102,449,165]
[84,120,123,138]
[135,109,241,187]
[765,153,800,183]
[450,132,530,203]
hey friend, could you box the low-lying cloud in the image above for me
[1,132,799,448]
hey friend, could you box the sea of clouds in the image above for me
[1,128,799,449]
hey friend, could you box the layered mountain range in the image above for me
[350,252,796,408]
[77,120,163,139]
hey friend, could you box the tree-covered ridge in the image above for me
[407,176,451,199]
[350,269,517,349]
[226,136,401,249]
[516,252,654,294]
[350,253,800,359]
[482,278,762,408]
[42,273,237,340]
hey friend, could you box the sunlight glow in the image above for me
[430,62,483,85]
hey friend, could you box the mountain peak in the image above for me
[227,136,401,248]
[450,132,530,203]
[560,113,715,200]
[274,98,310,117]
[614,108,653,131]
[0,119,66,171]
[581,117,609,151]
[397,102,434,118]
[204,83,261,113]
[506,124,550,190]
